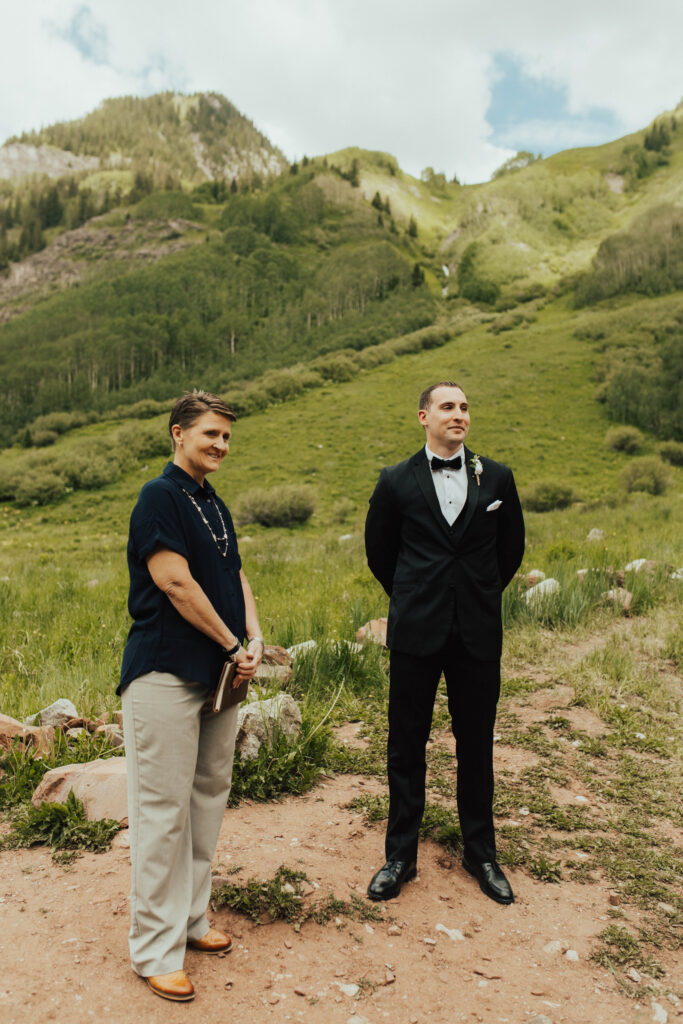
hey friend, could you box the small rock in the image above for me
[575,795,589,804]
[602,588,632,613]
[565,949,579,962]
[587,528,605,542]
[25,698,79,728]
[338,983,360,997]
[111,829,131,850]
[651,1001,668,1023]
[364,923,374,934]
[284,939,293,949]
[519,806,530,816]
[531,988,545,995]
[527,569,546,584]
[528,1015,553,1024]
[94,723,125,748]
[66,727,87,740]
[355,617,388,646]
[624,558,649,572]
[268,994,279,1004]
[261,645,293,667]
[524,578,560,605]
[543,940,566,954]
[338,533,353,542]
[423,937,437,946]
[670,568,683,581]
[657,902,675,915]
[286,639,317,657]
[346,1016,371,1024]
[235,693,302,761]
[253,663,293,686]
[627,967,642,983]
[609,893,621,906]
[384,969,395,985]
[387,924,401,936]
[435,923,464,942]
[294,987,306,996]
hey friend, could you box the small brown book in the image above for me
[213,661,249,712]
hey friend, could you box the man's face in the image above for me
[418,386,470,454]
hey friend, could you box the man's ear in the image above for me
[417,409,427,427]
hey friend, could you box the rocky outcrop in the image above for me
[0,713,54,755]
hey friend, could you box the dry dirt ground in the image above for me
[0,772,679,1024]
[1,620,680,1024]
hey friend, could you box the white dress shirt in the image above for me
[425,443,467,525]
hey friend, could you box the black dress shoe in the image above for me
[367,859,417,901]
[462,857,514,905]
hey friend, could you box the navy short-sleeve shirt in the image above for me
[119,462,245,694]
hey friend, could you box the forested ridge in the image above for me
[0,93,681,455]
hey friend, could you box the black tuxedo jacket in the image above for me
[365,445,524,661]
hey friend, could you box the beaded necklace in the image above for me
[181,487,229,557]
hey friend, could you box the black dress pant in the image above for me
[385,634,501,865]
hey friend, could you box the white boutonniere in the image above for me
[470,454,483,486]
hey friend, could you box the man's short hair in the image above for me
[169,389,236,450]
[418,381,464,411]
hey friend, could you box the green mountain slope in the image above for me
[0,96,681,455]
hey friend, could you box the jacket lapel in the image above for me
[412,449,454,545]
[449,446,478,545]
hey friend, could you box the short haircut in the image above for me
[169,390,236,450]
[418,381,465,411]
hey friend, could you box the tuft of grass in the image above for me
[591,925,665,978]
[527,853,563,882]
[0,790,120,860]
[349,793,464,854]
[228,716,332,806]
[211,865,382,929]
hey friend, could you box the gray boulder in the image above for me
[236,694,302,761]
[25,698,79,728]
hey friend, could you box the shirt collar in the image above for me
[163,461,216,497]
[425,443,464,466]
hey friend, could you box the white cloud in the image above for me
[1,0,680,183]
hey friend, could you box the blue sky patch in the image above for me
[487,53,622,156]
[58,6,108,66]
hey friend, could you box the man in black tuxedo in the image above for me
[365,381,524,904]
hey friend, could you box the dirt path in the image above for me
[0,772,675,1024]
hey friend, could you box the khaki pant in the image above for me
[122,671,238,977]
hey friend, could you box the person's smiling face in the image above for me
[417,385,470,456]
[172,411,233,484]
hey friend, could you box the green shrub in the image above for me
[657,440,683,466]
[605,426,644,453]
[229,719,330,805]
[521,481,575,512]
[14,469,66,506]
[236,485,315,527]
[32,430,59,447]
[620,457,670,495]
[132,191,203,222]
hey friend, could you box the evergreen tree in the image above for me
[411,262,425,286]
[408,215,418,238]
[349,158,360,187]
[371,191,383,211]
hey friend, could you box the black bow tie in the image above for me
[431,456,462,472]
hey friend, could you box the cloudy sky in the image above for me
[2,0,681,183]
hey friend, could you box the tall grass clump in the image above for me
[236,485,316,528]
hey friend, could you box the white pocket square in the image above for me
[486,500,502,512]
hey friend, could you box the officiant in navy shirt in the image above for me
[119,389,264,1003]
